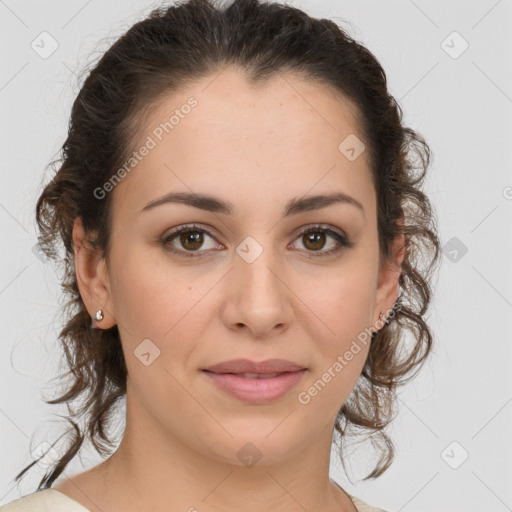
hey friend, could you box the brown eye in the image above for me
[161,224,221,257]
[161,223,354,259]
[302,231,327,251]
[292,225,354,257]
[179,230,204,251]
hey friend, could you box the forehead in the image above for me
[138,68,366,153]
[113,68,374,217]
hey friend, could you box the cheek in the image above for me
[109,243,187,331]
[301,264,376,348]
[295,263,376,402]
[109,245,212,368]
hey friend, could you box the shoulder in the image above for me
[1,488,388,512]
[0,489,90,512]
[348,493,390,512]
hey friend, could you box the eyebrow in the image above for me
[141,191,365,219]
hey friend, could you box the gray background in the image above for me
[1,1,511,510]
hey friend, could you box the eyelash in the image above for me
[160,223,354,259]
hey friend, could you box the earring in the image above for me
[94,309,104,321]
[372,311,385,340]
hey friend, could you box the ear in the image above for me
[372,213,406,328]
[72,216,116,329]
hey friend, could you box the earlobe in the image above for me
[72,217,116,329]
[373,229,406,328]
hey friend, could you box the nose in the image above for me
[222,238,293,339]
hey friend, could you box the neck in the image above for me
[70,383,357,512]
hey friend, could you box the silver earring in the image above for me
[372,312,385,340]
[95,309,104,321]
[379,311,392,326]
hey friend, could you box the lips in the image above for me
[202,358,307,404]
[203,358,306,374]
[233,372,282,379]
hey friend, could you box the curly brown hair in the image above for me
[13,0,441,491]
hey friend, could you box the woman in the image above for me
[2,0,440,511]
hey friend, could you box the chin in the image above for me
[199,426,312,468]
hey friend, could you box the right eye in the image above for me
[160,224,224,258]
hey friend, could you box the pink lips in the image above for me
[202,358,307,404]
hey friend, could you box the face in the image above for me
[74,68,402,467]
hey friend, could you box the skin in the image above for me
[54,68,404,512]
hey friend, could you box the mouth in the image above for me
[204,371,290,378]
[202,369,307,404]
[203,358,306,374]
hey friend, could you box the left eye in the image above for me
[292,226,349,255]
[161,223,353,258]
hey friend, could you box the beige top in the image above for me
[0,488,388,512]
